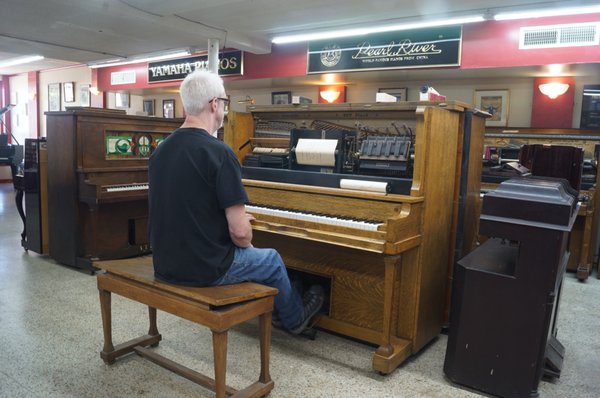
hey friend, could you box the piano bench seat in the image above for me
[94,255,278,398]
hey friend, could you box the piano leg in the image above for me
[373,254,412,374]
[15,188,26,244]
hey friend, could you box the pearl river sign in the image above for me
[148,50,243,83]
[308,26,462,73]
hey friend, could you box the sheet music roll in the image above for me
[295,138,337,167]
[340,179,390,193]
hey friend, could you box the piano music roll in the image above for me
[295,138,337,167]
[340,178,390,193]
[252,147,288,154]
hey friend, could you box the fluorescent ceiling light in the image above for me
[272,15,485,44]
[0,55,44,69]
[494,5,600,20]
[89,50,191,69]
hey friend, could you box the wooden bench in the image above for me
[94,256,278,398]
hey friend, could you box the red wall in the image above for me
[97,43,307,92]
[1,78,11,139]
[97,13,600,92]
[462,14,600,69]
[531,76,575,128]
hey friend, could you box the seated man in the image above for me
[148,70,323,334]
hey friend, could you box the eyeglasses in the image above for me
[209,97,230,111]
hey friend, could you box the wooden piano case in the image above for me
[46,108,182,272]
[224,102,486,373]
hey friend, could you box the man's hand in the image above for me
[225,204,254,247]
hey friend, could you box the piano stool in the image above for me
[94,256,278,398]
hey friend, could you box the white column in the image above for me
[208,39,219,74]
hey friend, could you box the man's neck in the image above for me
[180,114,213,134]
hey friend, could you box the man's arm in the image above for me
[225,203,255,248]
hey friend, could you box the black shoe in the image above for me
[272,312,283,329]
[289,285,324,335]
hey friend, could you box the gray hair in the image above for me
[179,70,224,116]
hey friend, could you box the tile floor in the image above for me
[1,183,598,397]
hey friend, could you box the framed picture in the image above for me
[580,85,600,128]
[143,99,155,116]
[48,83,61,111]
[378,87,408,101]
[474,89,509,126]
[79,84,90,106]
[163,99,175,118]
[63,81,75,103]
[115,92,130,108]
[271,91,292,105]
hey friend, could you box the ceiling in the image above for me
[1,0,599,80]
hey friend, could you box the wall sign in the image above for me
[148,50,243,83]
[308,26,461,74]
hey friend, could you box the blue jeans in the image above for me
[213,247,303,329]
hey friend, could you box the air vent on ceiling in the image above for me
[520,22,599,49]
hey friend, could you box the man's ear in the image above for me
[209,98,217,113]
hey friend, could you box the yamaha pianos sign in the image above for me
[148,50,243,83]
[308,26,461,73]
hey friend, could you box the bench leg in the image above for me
[99,288,116,364]
[259,311,273,384]
[212,330,228,398]
[148,306,160,346]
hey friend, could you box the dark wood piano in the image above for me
[46,108,182,272]
[224,101,486,374]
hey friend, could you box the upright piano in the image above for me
[46,108,182,272]
[224,101,486,373]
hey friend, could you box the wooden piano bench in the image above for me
[94,256,278,398]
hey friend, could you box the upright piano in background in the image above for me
[223,101,486,373]
[445,177,578,397]
[45,108,181,272]
[481,127,600,280]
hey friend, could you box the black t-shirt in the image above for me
[148,127,248,286]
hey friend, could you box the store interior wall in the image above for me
[6,68,598,137]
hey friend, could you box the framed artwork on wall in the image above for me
[115,92,130,108]
[79,84,91,106]
[580,85,600,128]
[143,99,155,116]
[271,91,292,105]
[63,81,75,103]
[163,99,175,118]
[48,83,61,111]
[474,89,509,127]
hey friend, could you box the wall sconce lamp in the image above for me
[237,95,256,105]
[89,86,100,96]
[319,85,346,103]
[539,83,569,99]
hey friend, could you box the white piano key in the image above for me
[246,205,380,231]
[105,183,149,193]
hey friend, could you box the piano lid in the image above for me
[481,177,578,228]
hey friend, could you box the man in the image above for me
[148,70,323,334]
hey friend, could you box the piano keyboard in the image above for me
[246,205,380,231]
[104,183,149,192]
